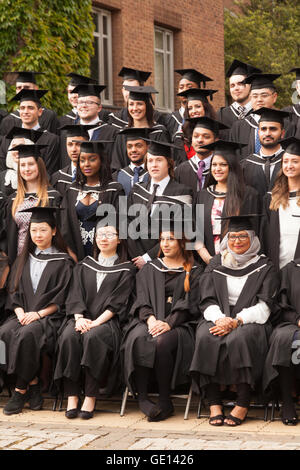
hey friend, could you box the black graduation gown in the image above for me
[163,111,183,140]
[260,192,300,271]
[263,259,300,394]
[241,150,284,201]
[195,185,261,257]
[54,256,136,396]
[0,110,8,125]
[50,164,73,197]
[172,130,192,165]
[111,124,170,172]
[60,181,125,261]
[189,255,279,393]
[126,178,193,259]
[0,252,74,386]
[121,258,202,395]
[4,188,62,264]
[0,108,59,136]
[0,129,60,175]
[175,158,211,200]
[107,107,170,134]
[0,169,16,198]
[217,105,253,139]
[113,165,149,196]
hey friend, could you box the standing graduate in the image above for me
[217,60,262,135]
[54,217,136,419]
[121,217,202,421]
[0,207,74,415]
[261,137,300,270]
[282,68,300,130]
[194,141,260,265]
[111,86,170,172]
[190,215,278,426]
[127,140,193,269]
[4,144,61,264]
[113,127,150,196]
[241,108,287,201]
[60,141,124,262]
[175,117,228,199]
[0,71,59,135]
[0,89,60,175]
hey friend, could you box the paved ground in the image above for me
[1,394,300,450]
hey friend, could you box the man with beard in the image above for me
[241,107,289,201]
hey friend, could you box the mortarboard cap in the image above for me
[144,139,181,159]
[244,73,281,90]
[66,73,97,87]
[217,214,263,233]
[124,85,158,102]
[255,107,290,125]
[58,124,95,139]
[19,206,62,224]
[12,144,47,159]
[175,69,213,88]
[152,204,194,239]
[6,127,43,142]
[119,67,151,84]
[118,127,150,141]
[11,89,48,104]
[177,88,217,102]
[288,68,300,81]
[279,137,300,156]
[226,60,262,78]
[186,116,229,135]
[7,71,44,84]
[72,84,106,98]
[73,140,114,154]
[199,139,247,155]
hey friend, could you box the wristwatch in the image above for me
[236,317,243,327]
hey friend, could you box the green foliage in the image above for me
[224,0,300,107]
[0,0,95,116]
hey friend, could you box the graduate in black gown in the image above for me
[127,140,193,269]
[4,144,62,264]
[175,117,228,199]
[121,217,202,421]
[111,86,170,172]
[0,89,60,175]
[282,68,300,133]
[0,71,59,136]
[0,206,74,415]
[261,137,300,271]
[190,215,278,426]
[241,108,287,202]
[54,217,136,419]
[60,141,124,262]
[113,127,149,195]
[194,141,260,265]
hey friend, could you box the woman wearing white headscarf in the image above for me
[190,215,278,427]
[0,137,33,197]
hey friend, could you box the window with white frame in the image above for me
[90,9,113,105]
[154,26,174,112]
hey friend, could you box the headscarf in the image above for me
[219,230,261,269]
[5,137,34,190]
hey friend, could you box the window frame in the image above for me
[154,26,174,113]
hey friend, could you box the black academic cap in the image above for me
[143,139,181,158]
[118,127,150,141]
[255,107,290,124]
[279,137,300,156]
[19,206,62,224]
[226,59,262,78]
[119,67,151,84]
[217,214,263,233]
[8,71,44,84]
[73,140,114,154]
[186,116,229,134]
[58,124,95,138]
[152,205,194,238]
[11,144,47,159]
[6,127,43,142]
[11,89,48,103]
[244,73,281,90]
[124,85,158,102]
[66,73,97,86]
[199,139,247,155]
[177,88,217,102]
[72,84,106,98]
[288,68,300,80]
[175,69,213,88]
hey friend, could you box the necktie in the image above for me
[146,184,159,212]
[197,161,206,190]
[72,167,77,182]
[237,105,247,120]
[264,155,275,187]
[133,166,142,184]
[255,128,262,154]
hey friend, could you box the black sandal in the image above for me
[209,414,224,426]
[225,413,246,426]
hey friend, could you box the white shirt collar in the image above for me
[22,123,41,130]
[150,175,170,194]
[80,116,100,126]
[129,162,145,171]
[260,145,283,158]
[191,152,213,170]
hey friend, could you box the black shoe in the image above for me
[79,410,94,420]
[138,398,162,419]
[3,390,28,415]
[147,403,174,422]
[65,398,81,419]
[28,382,43,411]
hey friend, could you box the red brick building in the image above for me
[91,0,225,113]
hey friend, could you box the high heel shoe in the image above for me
[65,397,81,419]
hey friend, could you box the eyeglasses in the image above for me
[96,232,118,240]
[228,234,249,241]
[251,93,274,100]
[77,100,100,107]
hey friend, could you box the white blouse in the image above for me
[279,196,300,270]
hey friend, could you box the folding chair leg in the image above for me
[52,395,58,411]
[197,396,202,419]
[271,400,275,421]
[264,403,268,422]
[184,385,192,420]
[120,386,129,417]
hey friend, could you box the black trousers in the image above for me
[63,368,100,397]
[205,382,252,408]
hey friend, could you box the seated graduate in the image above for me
[0,207,74,415]
[51,124,92,196]
[263,251,300,425]
[111,86,170,172]
[113,127,149,196]
[121,214,202,421]
[241,108,287,202]
[4,144,62,264]
[60,141,124,262]
[261,137,300,271]
[127,140,193,270]
[190,215,279,427]
[54,214,136,420]
[173,89,218,164]
[174,117,228,199]
[0,251,10,327]
[194,140,260,265]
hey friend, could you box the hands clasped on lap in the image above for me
[147,316,171,338]
[209,317,239,337]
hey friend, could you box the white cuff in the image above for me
[237,300,270,325]
[142,253,152,263]
[204,304,225,323]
